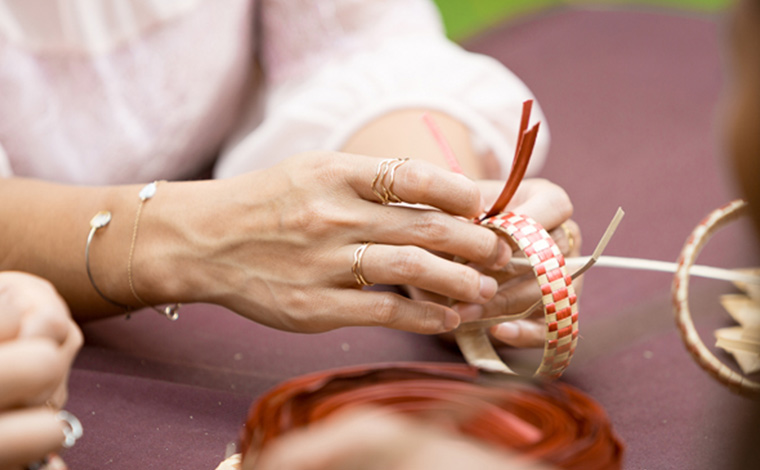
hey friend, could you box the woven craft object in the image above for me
[235,363,623,469]
[673,199,760,397]
[455,212,578,379]
[436,99,584,379]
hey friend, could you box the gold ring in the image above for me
[371,158,408,204]
[384,158,408,203]
[352,242,374,287]
[560,222,575,253]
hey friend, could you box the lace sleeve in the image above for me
[214,0,549,179]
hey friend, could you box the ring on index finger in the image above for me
[371,158,409,204]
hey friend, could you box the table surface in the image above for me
[64,7,760,470]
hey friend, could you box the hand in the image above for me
[0,272,83,469]
[148,152,511,334]
[408,178,582,348]
[246,408,553,470]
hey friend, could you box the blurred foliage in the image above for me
[432,0,733,40]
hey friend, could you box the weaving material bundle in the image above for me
[239,363,623,469]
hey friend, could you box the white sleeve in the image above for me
[214,0,549,179]
[0,143,12,177]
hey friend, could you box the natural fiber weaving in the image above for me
[673,199,760,397]
[236,363,623,469]
[456,212,578,379]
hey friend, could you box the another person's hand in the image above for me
[0,272,83,469]
[145,152,510,334]
[408,178,581,348]
[246,408,553,470]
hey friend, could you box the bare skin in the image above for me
[344,109,580,346]
[0,154,510,333]
[246,408,553,470]
[0,108,575,337]
[0,272,82,470]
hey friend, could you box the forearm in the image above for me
[340,109,500,180]
[0,178,206,321]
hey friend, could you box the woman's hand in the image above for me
[143,152,511,334]
[408,178,581,348]
[0,272,83,469]
[245,408,553,470]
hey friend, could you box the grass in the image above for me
[432,0,733,40]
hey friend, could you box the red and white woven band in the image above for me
[480,212,579,379]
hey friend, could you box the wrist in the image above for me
[127,180,209,307]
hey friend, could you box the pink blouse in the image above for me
[0,0,548,184]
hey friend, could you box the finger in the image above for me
[360,206,512,270]
[47,323,84,410]
[0,272,71,345]
[487,256,533,284]
[301,290,460,334]
[357,245,498,304]
[506,178,573,229]
[0,339,66,409]
[344,156,485,218]
[252,409,422,470]
[547,219,582,257]
[489,319,545,348]
[405,286,448,306]
[458,275,542,320]
[0,407,65,468]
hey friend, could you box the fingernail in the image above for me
[444,310,460,331]
[493,240,511,270]
[479,276,498,301]
[493,322,519,340]
[453,303,484,322]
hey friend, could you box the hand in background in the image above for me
[0,272,82,469]
[246,408,553,470]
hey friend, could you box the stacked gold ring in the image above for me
[371,158,409,204]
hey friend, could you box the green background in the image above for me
[432,0,733,40]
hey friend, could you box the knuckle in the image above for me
[490,290,516,316]
[458,268,483,302]
[283,198,351,237]
[472,229,501,264]
[457,182,481,211]
[546,183,573,219]
[369,295,400,326]
[278,291,316,331]
[412,212,450,245]
[390,248,425,282]
[530,178,574,220]
[401,164,433,195]
[69,324,84,351]
[420,305,446,334]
